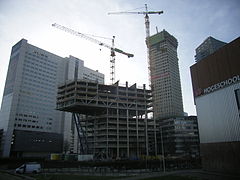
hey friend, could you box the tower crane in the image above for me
[52,23,134,84]
[108,4,163,88]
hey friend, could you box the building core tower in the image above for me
[149,30,184,120]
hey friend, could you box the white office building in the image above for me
[0,39,104,157]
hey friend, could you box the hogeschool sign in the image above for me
[203,75,240,94]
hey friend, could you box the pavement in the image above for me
[1,169,240,180]
[113,169,240,180]
[0,170,35,180]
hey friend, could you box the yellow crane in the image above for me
[108,4,163,87]
[52,23,134,84]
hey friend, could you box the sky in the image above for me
[0,0,239,116]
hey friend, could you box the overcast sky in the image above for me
[0,0,239,115]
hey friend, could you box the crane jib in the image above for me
[52,22,134,84]
[108,11,163,15]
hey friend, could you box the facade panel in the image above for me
[196,83,240,143]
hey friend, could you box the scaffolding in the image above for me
[57,80,157,159]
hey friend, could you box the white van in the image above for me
[15,162,41,174]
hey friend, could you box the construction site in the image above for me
[56,80,156,159]
[53,4,164,160]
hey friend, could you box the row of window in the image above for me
[23,66,56,81]
[23,70,56,83]
[19,89,54,103]
[89,72,104,79]
[15,114,53,120]
[32,139,53,143]
[18,97,53,109]
[14,123,43,129]
[28,51,57,67]
[19,90,55,105]
[32,51,48,58]
[83,73,99,79]
[22,79,55,92]
[25,57,57,73]
[24,63,56,77]
[17,101,55,113]
[23,75,55,89]
[16,113,38,118]
[17,107,55,117]
[21,84,55,97]
[15,118,39,123]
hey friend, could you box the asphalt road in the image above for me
[1,169,240,180]
[0,171,35,180]
[114,169,240,180]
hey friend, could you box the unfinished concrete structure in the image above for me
[56,80,156,159]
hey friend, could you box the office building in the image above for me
[158,116,200,158]
[0,39,104,157]
[148,30,184,120]
[194,36,227,62]
[57,80,155,159]
[190,37,240,174]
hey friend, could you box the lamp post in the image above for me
[160,127,166,172]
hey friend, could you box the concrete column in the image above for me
[126,82,129,158]
[106,108,109,159]
[154,117,157,156]
[145,111,149,156]
[93,117,96,156]
[136,110,139,157]
[127,109,129,158]
[117,108,119,158]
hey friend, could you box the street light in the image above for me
[160,127,166,172]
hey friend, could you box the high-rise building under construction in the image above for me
[56,80,155,159]
[149,30,184,120]
[148,30,200,159]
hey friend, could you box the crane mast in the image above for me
[108,4,163,88]
[144,4,150,38]
[110,36,116,84]
[108,5,163,157]
[52,23,133,84]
